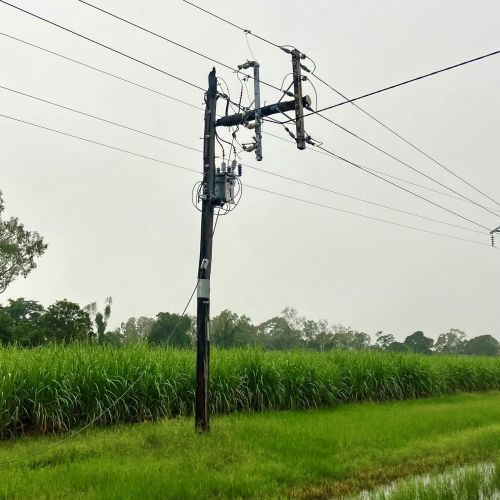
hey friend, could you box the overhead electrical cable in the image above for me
[342,163,499,211]
[1,113,495,250]
[0,84,486,235]
[0,31,204,111]
[180,0,282,49]
[245,165,484,235]
[259,123,500,211]
[310,72,500,209]
[277,49,500,122]
[0,113,201,176]
[0,0,206,92]
[263,118,496,229]
[4,32,497,215]
[75,0,286,96]
[0,270,203,466]
[178,0,500,208]
[314,144,492,232]
[312,111,500,217]
[0,84,201,153]
[265,111,497,215]
[0,372,144,465]
[244,184,495,249]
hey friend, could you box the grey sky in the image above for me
[1,0,499,341]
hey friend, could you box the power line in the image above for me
[77,0,235,71]
[245,184,494,249]
[180,0,282,50]
[0,371,144,465]
[353,164,499,212]
[245,165,484,234]
[312,111,500,217]
[314,144,492,232]
[76,0,286,96]
[267,110,494,216]
[176,0,500,210]
[1,112,495,250]
[263,117,493,231]
[0,31,204,112]
[0,84,201,153]
[0,113,201,176]
[0,271,202,465]
[0,16,496,231]
[0,1,206,92]
[1,84,487,235]
[310,72,500,209]
[257,123,500,212]
[6,30,497,216]
[278,48,500,122]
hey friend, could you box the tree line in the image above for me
[0,299,498,356]
[1,190,498,356]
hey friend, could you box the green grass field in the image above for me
[0,392,499,499]
[1,344,500,436]
[361,461,500,499]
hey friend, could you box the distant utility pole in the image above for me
[491,225,500,247]
[195,58,310,432]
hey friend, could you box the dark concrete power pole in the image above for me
[195,60,309,432]
[291,49,306,150]
[195,68,217,432]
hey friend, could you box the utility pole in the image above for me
[237,61,263,161]
[491,225,500,247]
[195,67,217,432]
[291,49,306,150]
[194,57,309,432]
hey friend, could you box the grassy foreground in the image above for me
[0,392,499,499]
[2,344,500,436]
[361,461,500,499]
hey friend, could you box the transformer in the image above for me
[214,172,236,206]
[212,161,242,207]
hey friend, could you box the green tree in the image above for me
[85,297,112,343]
[434,328,466,354]
[303,318,332,351]
[41,300,93,343]
[119,317,139,343]
[352,331,371,350]
[386,341,411,353]
[136,316,155,340]
[463,335,499,356]
[0,309,13,345]
[211,310,257,347]
[375,331,396,351]
[331,325,356,350]
[107,315,154,345]
[1,298,45,346]
[102,328,124,346]
[403,331,434,354]
[148,312,192,347]
[0,190,47,294]
[257,315,303,350]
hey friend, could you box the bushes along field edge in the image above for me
[1,344,500,437]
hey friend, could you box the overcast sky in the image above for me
[1,0,499,341]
